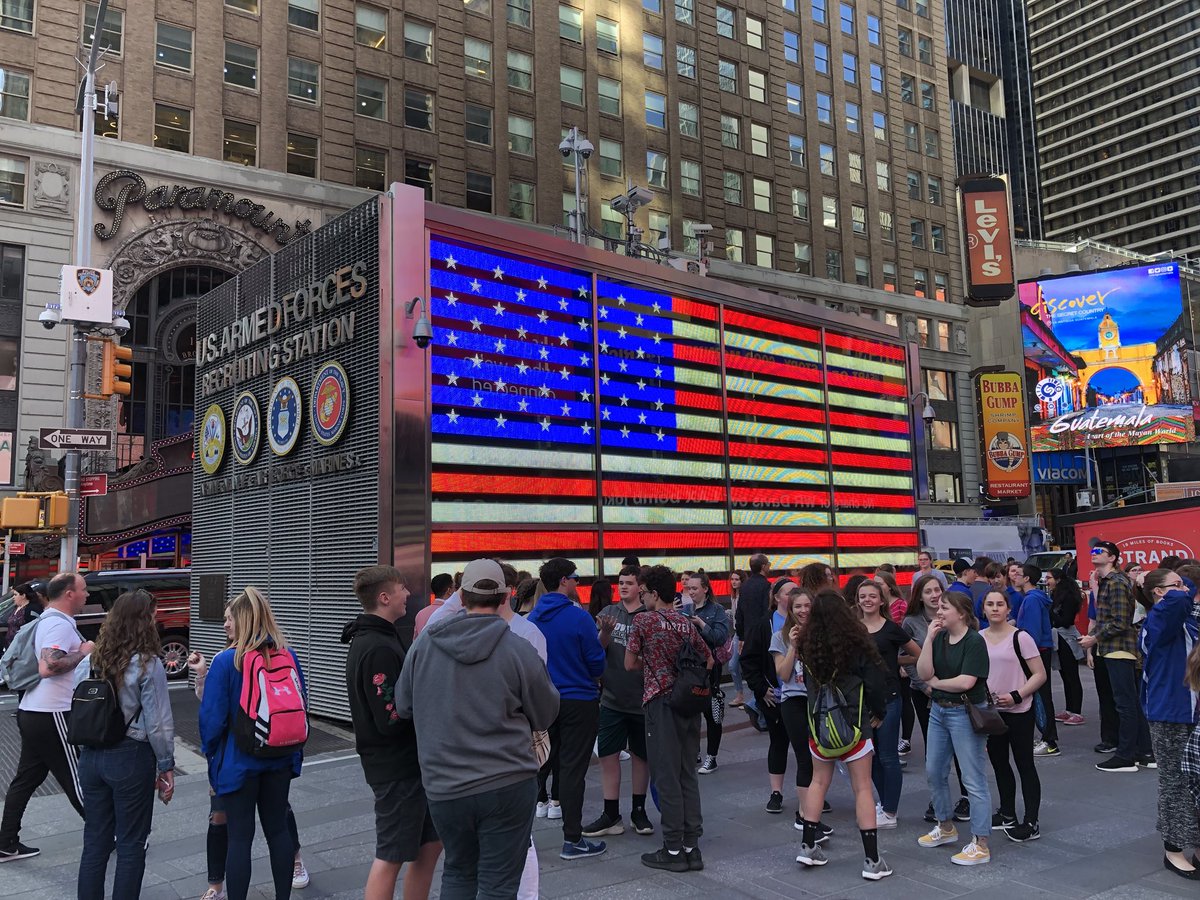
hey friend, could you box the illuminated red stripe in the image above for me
[725,309,820,344]
[836,532,920,548]
[603,480,728,503]
[676,436,726,456]
[673,344,721,367]
[729,395,827,424]
[825,331,906,361]
[731,486,830,505]
[725,351,822,384]
[671,297,719,321]
[729,442,828,465]
[432,531,599,553]
[829,411,909,434]
[604,532,731,550]
[674,389,723,411]
[432,473,596,497]
[831,451,913,471]
[835,492,915,509]
[733,532,835,549]
[827,371,906,397]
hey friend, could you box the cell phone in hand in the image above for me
[681,600,695,616]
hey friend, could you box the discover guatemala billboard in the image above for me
[1019,262,1194,451]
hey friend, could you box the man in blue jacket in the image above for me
[529,557,607,861]
[1013,563,1060,756]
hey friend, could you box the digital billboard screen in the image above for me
[1019,262,1194,451]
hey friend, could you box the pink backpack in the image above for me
[234,648,308,758]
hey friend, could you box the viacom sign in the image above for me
[1032,451,1087,485]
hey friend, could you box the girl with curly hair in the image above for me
[794,591,891,881]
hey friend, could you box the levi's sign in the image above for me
[960,175,1015,307]
[39,428,112,450]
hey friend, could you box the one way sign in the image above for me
[39,428,113,450]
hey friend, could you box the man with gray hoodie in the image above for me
[397,558,560,900]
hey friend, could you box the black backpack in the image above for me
[68,667,140,749]
[662,613,712,716]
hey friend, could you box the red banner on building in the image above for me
[960,175,1015,307]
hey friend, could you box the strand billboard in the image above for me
[1019,262,1194,451]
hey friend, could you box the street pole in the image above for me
[61,0,108,571]
[2,530,10,596]
[570,127,583,244]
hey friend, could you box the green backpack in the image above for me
[807,672,865,759]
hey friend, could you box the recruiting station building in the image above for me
[191,185,925,720]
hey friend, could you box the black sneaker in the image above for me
[641,846,688,872]
[630,807,654,835]
[924,802,938,824]
[1095,756,1138,773]
[766,791,784,814]
[822,799,832,814]
[582,812,625,837]
[685,848,704,871]
[1136,755,1158,769]
[992,811,1018,831]
[792,815,833,843]
[953,797,971,822]
[1007,822,1041,842]
[0,842,40,863]
[1094,741,1117,754]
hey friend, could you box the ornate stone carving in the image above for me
[900,313,919,342]
[953,323,969,353]
[23,437,63,492]
[31,161,70,212]
[155,301,197,366]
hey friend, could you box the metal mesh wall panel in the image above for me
[193,198,382,720]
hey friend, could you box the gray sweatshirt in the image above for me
[396,611,560,802]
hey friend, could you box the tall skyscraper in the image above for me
[1028,0,1200,256]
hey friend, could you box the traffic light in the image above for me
[101,338,133,397]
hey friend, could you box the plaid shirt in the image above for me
[1182,720,1200,809]
[1095,570,1139,657]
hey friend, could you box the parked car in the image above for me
[1024,549,1077,582]
[0,568,191,679]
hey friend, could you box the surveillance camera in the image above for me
[922,403,936,426]
[691,224,714,235]
[111,312,130,336]
[39,306,61,330]
[577,139,594,159]
[627,186,654,207]
[412,315,433,349]
[558,139,574,157]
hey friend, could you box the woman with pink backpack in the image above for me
[199,587,309,900]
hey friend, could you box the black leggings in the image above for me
[777,696,814,788]
[702,664,724,756]
[911,689,967,797]
[1056,633,1083,715]
[900,680,916,741]
[986,708,1041,824]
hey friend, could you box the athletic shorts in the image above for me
[809,736,874,763]
[596,705,647,760]
[371,776,439,864]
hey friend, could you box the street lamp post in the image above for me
[910,391,937,502]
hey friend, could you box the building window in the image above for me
[789,134,806,166]
[644,33,664,69]
[792,187,809,220]
[224,42,258,90]
[934,271,948,301]
[746,15,765,48]
[509,181,534,221]
[403,21,433,62]
[600,204,622,240]
[819,143,836,177]
[900,74,915,104]
[718,59,738,93]
[924,128,939,157]
[879,210,894,240]
[403,88,434,131]
[867,14,880,45]
[465,38,491,79]
[465,103,492,145]
[873,111,886,140]
[845,101,860,132]
[226,0,259,11]
[679,101,699,137]
[559,4,583,42]
[681,159,701,196]
[0,155,26,206]
[465,172,493,212]
[899,28,913,57]
[153,104,190,153]
[222,120,256,166]
[726,229,744,263]
[883,262,897,291]
[355,74,387,119]
[676,0,694,24]
[677,44,696,78]
[918,36,933,64]
[784,30,800,63]
[597,17,619,54]
[286,133,318,178]
[848,151,863,184]
[755,234,774,267]
[925,369,955,401]
[914,269,929,298]
[750,122,770,156]
[646,151,668,189]
[508,115,534,155]
[562,193,577,229]
[876,160,890,191]
[816,93,832,124]
[648,211,670,245]
[644,0,662,11]
[826,249,842,280]
[716,4,735,38]
[936,320,950,350]
[287,58,319,103]
[721,114,740,149]
[907,172,922,200]
[356,3,387,47]
[905,120,920,150]
[748,69,767,103]
[787,83,803,116]
[910,218,926,249]
[645,91,666,128]
[840,2,854,32]
[813,0,827,23]
[598,77,621,115]
[752,177,772,212]
[723,170,743,205]
[507,49,532,90]
[917,316,930,344]
[822,195,838,229]
[288,0,319,30]
[794,242,812,274]
[464,0,490,16]
[405,158,434,200]
[852,203,867,235]
[931,223,946,253]
[855,256,871,285]
[927,176,942,205]
[921,81,936,111]
[814,42,829,74]
[843,52,857,84]
[932,473,962,503]
[561,66,584,105]
[592,138,619,178]
[156,23,193,72]
[83,3,123,52]
[0,66,30,120]
[916,0,929,17]
[507,0,532,27]
[929,420,958,450]
[870,63,884,93]
[0,0,32,33]
[355,147,386,191]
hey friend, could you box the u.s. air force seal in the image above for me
[269,377,302,457]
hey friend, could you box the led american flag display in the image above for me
[428,236,917,581]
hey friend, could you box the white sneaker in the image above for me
[536,801,550,818]
[200,888,228,900]
[292,859,310,889]
[1032,740,1048,755]
[876,809,898,829]
[547,801,563,820]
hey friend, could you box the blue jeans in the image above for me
[428,777,537,899]
[871,697,903,814]
[77,738,157,900]
[727,638,744,694]
[223,768,295,900]
[926,703,992,838]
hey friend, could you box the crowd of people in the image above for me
[0,539,1198,896]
